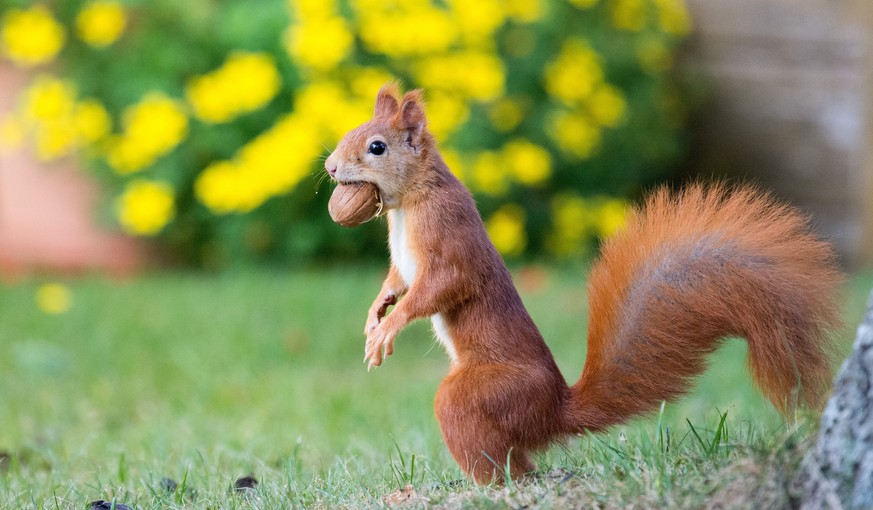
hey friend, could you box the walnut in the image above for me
[328,182,383,227]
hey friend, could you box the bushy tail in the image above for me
[565,184,843,433]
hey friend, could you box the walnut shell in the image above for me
[328,182,382,227]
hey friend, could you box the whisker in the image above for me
[423,339,439,358]
[313,172,333,193]
[309,166,329,179]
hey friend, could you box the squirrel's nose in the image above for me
[325,154,338,177]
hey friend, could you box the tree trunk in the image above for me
[799,286,873,509]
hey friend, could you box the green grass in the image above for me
[0,266,869,509]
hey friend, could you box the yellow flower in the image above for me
[289,0,335,21]
[504,0,544,23]
[73,99,111,144]
[595,197,628,237]
[415,52,504,101]
[123,94,188,149]
[22,76,77,161]
[195,161,241,214]
[568,0,599,8]
[284,16,353,72]
[549,194,590,256]
[471,151,508,196]
[22,75,76,123]
[424,92,469,141]
[1,5,65,67]
[462,56,505,100]
[292,81,345,132]
[187,52,281,123]
[549,194,629,256]
[611,0,647,32]
[544,39,603,105]
[653,0,691,36]
[76,0,126,48]
[501,138,551,186]
[185,75,228,123]
[33,122,75,160]
[448,0,505,45]
[195,113,321,214]
[548,111,601,160]
[589,84,627,127]
[440,148,465,181]
[15,76,111,159]
[293,80,370,141]
[486,204,526,257]
[0,115,24,152]
[36,283,72,315]
[231,55,282,110]
[356,4,457,57]
[108,93,188,174]
[543,40,627,140]
[488,98,524,132]
[106,136,148,174]
[347,67,396,100]
[116,180,176,236]
[636,37,672,74]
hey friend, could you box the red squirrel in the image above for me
[324,83,843,483]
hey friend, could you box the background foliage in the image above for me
[0,0,691,266]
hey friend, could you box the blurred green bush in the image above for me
[0,0,691,266]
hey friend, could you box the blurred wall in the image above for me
[685,0,873,267]
[0,63,145,277]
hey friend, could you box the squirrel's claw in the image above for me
[364,323,395,370]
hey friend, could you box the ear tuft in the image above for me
[374,82,401,120]
[397,89,427,132]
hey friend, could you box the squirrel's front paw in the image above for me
[364,293,397,335]
[364,323,396,370]
[364,312,380,335]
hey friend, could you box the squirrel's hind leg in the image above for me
[435,365,554,483]
[435,403,534,483]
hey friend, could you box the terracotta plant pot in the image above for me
[0,63,147,278]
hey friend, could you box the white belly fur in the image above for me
[431,313,458,363]
[388,209,458,363]
[389,209,417,285]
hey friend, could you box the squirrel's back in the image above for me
[565,183,843,433]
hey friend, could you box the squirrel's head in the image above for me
[325,83,432,209]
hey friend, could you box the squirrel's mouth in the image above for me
[337,180,380,193]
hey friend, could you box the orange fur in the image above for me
[325,85,843,484]
[567,184,843,431]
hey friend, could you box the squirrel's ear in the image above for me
[374,83,400,120]
[396,89,427,147]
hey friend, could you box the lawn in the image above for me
[0,266,870,509]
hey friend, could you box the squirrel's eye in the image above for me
[368,141,387,156]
